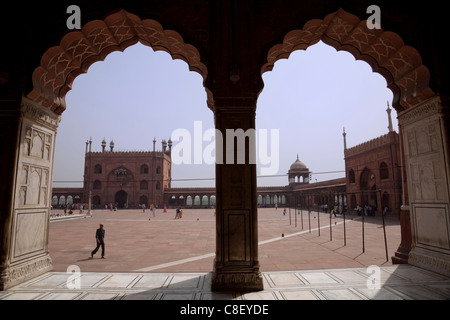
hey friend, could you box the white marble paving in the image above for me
[297,271,339,285]
[1,265,449,300]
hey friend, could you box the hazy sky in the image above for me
[53,40,395,188]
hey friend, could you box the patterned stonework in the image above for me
[211,271,264,292]
[27,10,208,114]
[0,255,53,290]
[261,8,434,110]
[398,96,443,126]
[21,97,61,130]
[18,98,57,208]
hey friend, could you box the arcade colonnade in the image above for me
[0,4,449,292]
[164,189,217,208]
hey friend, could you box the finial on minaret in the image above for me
[297,153,299,161]
[342,127,347,150]
[386,101,393,132]
[110,139,114,152]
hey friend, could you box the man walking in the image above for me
[90,224,105,259]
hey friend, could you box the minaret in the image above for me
[110,139,114,152]
[85,140,89,154]
[168,138,172,154]
[386,101,394,132]
[153,137,156,152]
[89,137,92,153]
[342,127,347,150]
[101,138,106,152]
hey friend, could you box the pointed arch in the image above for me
[27,9,209,114]
[379,161,389,179]
[349,168,355,184]
[261,8,434,111]
[94,164,102,174]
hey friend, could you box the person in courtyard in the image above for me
[356,204,362,216]
[175,207,180,219]
[90,224,105,259]
[142,203,146,213]
[331,206,337,217]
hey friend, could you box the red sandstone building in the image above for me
[344,105,402,215]
[53,109,402,217]
[80,137,172,209]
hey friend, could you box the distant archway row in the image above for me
[52,194,81,208]
[168,195,216,208]
[258,194,287,206]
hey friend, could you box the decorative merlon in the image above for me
[344,131,398,158]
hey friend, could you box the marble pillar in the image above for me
[211,104,263,292]
[397,96,450,276]
[0,97,59,290]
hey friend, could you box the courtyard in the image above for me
[2,208,450,301]
[48,207,401,273]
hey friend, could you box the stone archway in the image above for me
[115,190,128,209]
[260,9,449,276]
[260,8,434,111]
[0,9,211,290]
[1,5,448,292]
[27,9,209,115]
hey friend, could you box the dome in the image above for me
[289,155,308,171]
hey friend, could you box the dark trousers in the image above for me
[92,241,105,257]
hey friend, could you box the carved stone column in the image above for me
[211,102,263,292]
[0,97,59,290]
[397,96,450,276]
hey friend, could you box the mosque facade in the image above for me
[52,107,402,217]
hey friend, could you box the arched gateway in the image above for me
[1,3,449,292]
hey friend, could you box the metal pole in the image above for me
[382,210,388,261]
[300,203,303,230]
[343,203,346,246]
[380,189,389,261]
[362,199,365,253]
[329,200,332,241]
[88,190,92,216]
[317,196,321,236]
[289,205,291,226]
[295,196,297,228]
[308,195,311,233]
